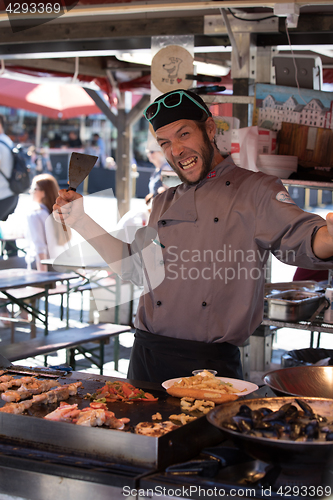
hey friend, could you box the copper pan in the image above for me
[263,366,333,398]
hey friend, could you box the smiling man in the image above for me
[146,90,220,185]
[54,89,333,384]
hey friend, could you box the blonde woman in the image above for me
[26,174,71,271]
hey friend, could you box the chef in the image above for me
[54,89,333,384]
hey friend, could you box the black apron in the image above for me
[127,328,243,384]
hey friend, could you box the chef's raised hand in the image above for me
[312,212,333,260]
[53,189,85,230]
[326,212,333,238]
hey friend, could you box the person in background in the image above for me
[84,137,103,168]
[35,148,53,174]
[26,146,52,177]
[26,174,71,271]
[67,131,82,149]
[92,133,106,168]
[146,137,173,200]
[54,89,333,384]
[0,115,20,258]
[0,115,18,223]
[49,132,63,149]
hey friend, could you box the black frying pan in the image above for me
[207,397,333,466]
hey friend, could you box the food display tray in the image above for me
[265,290,325,322]
[264,280,324,295]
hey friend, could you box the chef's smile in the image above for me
[179,155,198,170]
[174,151,204,184]
[156,118,216,185]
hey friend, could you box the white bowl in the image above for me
[231,153,298,179]
[192,369,218,376]
[257,154,298,179]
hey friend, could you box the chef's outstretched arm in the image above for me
[53,189,127,275]
[312,212,333,260]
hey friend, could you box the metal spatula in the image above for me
[67,152,98,191]
[59,152,98,238]
[0,353,64,377]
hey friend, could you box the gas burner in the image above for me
[203,443,329,489]
[267,464,324,489]
[160,442,333,498]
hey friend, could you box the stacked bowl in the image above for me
[256,154,298,179]
[231,153,298,179]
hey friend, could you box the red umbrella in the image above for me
[0,77,103,118]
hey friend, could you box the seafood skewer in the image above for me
[1,379,60,402]
[32,381,83,404]
[0,381,129,431]
[0,376,37,392]
[0,399,33,414]
[0,382,83,414]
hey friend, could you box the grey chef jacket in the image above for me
[121,156,331,347]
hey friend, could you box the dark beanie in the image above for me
[149,89,212,132]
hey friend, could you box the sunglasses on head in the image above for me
[144,90,209,122]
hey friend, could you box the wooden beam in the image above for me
[126,95,150,128]
[5,56,150,76]
[0,1,329,21]
[6,57,107,78]
[0,17,204,44]
[83,87,117,127]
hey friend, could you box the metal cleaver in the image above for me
[67,152,98,191]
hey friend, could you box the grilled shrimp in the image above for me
[44,403,81,422]
[1,390,24,402]
[0,399,33,414]
[1,380,60,402]
[75,408,107,427]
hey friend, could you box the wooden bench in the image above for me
[0,323,131,375]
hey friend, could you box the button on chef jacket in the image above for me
[120,156,331,346]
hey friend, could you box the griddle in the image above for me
[0,371,223,470]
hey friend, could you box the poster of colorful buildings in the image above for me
[253,83,333,132]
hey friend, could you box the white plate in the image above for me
[162,377,259,396]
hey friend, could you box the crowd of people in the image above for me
[27,131,108,177]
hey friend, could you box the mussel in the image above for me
[222,399,333,443]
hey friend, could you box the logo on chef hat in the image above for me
[276,191,296,204]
